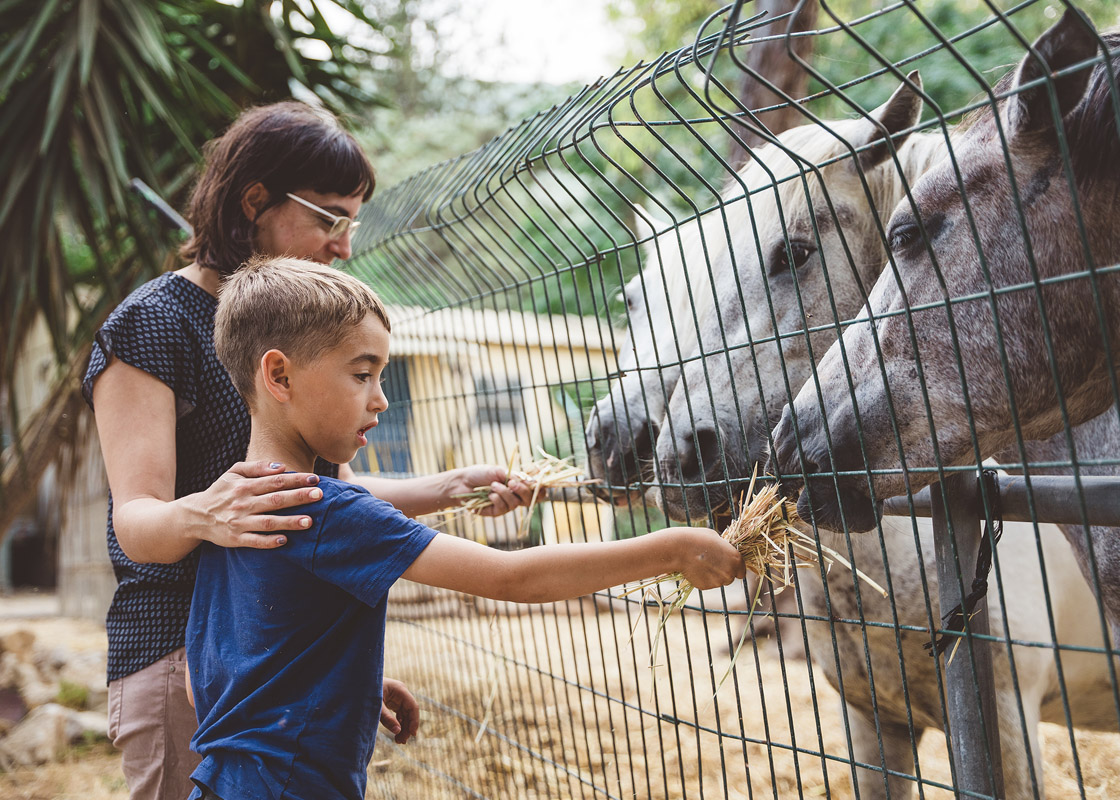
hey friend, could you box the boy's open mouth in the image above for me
[357,422,377,444]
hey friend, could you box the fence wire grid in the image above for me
[345,2,1120,798]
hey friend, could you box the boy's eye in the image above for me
[355,373,372,382]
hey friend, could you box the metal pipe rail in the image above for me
[883,474,1120,526]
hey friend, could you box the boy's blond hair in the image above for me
[215,256,391,405]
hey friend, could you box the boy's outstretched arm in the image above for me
[402,528,746,604]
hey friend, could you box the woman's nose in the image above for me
[328,231,352,261]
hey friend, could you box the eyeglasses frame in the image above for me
[284,192,362,240]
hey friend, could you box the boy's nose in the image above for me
[370,389,388,413]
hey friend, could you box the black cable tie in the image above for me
[925,470,1004,657]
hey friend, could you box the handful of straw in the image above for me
[444,445,600,535]
[623,468,887,691]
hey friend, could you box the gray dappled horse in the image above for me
[650,75,1115,798]
[771,9,1120,649]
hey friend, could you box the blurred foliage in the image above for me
[0,0,393,388]
[0,0,398,529]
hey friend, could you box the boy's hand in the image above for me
[380,678,420,744]
[665,528,746,590]
[450,465,533,516]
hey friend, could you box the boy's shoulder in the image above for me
[302,476,401,526]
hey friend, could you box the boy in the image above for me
[187,256,745,800]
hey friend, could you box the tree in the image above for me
[0,0,392,540]
[727,0,818,166]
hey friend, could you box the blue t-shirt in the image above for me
[187,477,438,800]
[82,272,338,683]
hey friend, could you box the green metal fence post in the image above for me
[930,471,1005,798]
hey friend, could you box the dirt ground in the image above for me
[1,591,1117,800]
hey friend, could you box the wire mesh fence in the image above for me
[347,1,1120,797]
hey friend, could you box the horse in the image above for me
[643,73,1116,798]
[583,203,712,508]
[769,9,1120,644]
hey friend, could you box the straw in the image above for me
[621,466,888,692]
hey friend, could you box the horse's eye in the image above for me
[888,220,920,253]
[769,241,817,277]
[790,242,816,269]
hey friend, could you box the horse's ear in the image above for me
[852,71,924,171]
[1006,8,1099,139]
[631,202,671,241]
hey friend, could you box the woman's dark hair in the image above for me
[181,101,376,274]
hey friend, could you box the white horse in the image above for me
[584,204,715,507]
[644,76,1117,798]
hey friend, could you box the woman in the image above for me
[83,101,530,800]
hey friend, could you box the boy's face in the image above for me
[286,313,391,467]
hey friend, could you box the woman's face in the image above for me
[251,188,364,264]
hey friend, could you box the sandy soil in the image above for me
[1,591,1116,799]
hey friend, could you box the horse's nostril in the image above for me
[672,432,699,479]
[694,427,720,472]
[631,422,652,456]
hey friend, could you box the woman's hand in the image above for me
[185,460,324,548]
[449,465,534,517]
[380,678,420,744]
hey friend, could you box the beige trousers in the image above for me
[108,647,201,800]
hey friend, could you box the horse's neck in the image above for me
[1001,407,1120,478]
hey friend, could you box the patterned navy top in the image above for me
[82,272,338,683]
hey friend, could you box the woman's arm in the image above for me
[402,527,745,604]
[91,359,324,563]
[339,463,531,519]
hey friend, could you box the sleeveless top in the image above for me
[82,272,339,682]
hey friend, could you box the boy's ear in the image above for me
[260,349,293,403]
[241,182,271,223]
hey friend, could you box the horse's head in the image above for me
[772,9,1119,532]
[584,205,709,505]
[654,75,938,522]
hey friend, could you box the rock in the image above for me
[0,631,36,662]
[0,702,106,769]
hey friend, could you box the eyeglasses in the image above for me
[285,192,362,240]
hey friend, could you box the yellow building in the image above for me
[357,304,616,546]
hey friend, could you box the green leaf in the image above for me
[0,0,63,96]
[41,35,78,155]
[77,0,100,86]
